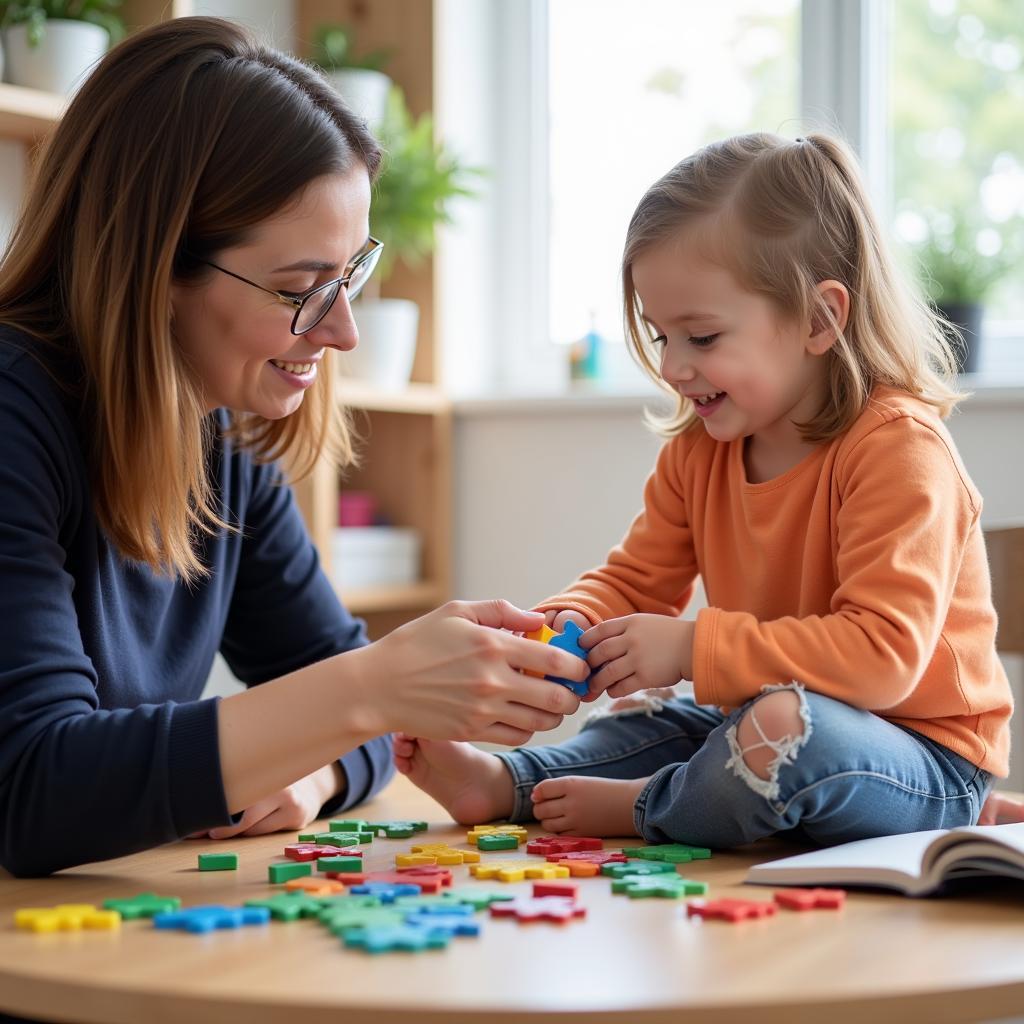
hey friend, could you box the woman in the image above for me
[0,17,584,877]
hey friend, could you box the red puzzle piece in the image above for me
[544,850,628,865]
[687,898,778,923]
[773,888,846,911]
[326,867,453,893]
[285,844,363,863]
[532,881,579,899]
[525,835,604,856]
[490,896,587,924]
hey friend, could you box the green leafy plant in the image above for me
[310,25,390,73]
[913,210,1018,307]
[0,0,125,48]
[368,87,483,285]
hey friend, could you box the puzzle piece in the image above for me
[319,905,406,936]
[477,834,521,851]
[244,891,326,921]
[364,820,429,839]
[331,867,452,893]
[395,899,475,915]
[526,835,603,856]
[269,861,313,884]
[15,904,121,932]
[403,911,481,936]
[347,882,424,903]
[440,888,517,911]
[319,856,363,873]
[343,924,453,953]
[612,875,707,898]
[490,896,586,924]
[466,824,529,845]
[524,621,592,696]
[197,852,238,871]
[313,831,370,847]
[399,843,480,866]
[328,819,375,833]
[532,881,579,899]
[686,898,777,923]
[772,888,846,911]
[546,850,628,865]
[621,843,712,864]
[470,860,571,883]
[548,860,602,878]
[600,860,678,878]
[284,877,348,896]
[284,843,363,862]
[101,893,181,920]
[153,905,270,933]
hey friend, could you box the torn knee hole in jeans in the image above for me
[724,682,813,802]
[583,686,681,726]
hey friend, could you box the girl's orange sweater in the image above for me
[538,387,1012,777]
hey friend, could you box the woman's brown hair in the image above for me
[0,16,381,582]
[622,131,965,439]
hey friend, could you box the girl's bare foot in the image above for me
[393,733,515,825]
[530,776,648,837]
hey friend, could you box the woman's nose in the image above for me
[309,285,359,352]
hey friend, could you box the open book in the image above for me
[746,823,1024,896]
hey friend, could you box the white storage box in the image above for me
[331,527,421,589]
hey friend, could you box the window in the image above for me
[546,0,800,350]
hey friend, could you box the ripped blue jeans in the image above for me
[494,685,993,849]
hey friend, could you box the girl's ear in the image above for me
[807,279,850,354]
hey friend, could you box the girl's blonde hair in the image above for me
[622,131,965,438]
[0,17,381,583]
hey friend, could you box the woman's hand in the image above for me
[187,764,342,839]
[581,614,694,699]
[978,790,1024,826]
[348,599,586,747]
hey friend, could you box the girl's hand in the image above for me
[187,764,342,839]
[349,599,585,747]
[978,790,1024,826]
[543,609,591,632]
[581,614,695,699]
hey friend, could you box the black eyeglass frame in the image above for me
[196,236,383,335]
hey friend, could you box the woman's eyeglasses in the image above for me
[197,236,383,335]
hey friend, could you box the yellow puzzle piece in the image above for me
[466,824,529,846]
[523,625,557,678]
[469,860,572,883]
[397,844,481,867]
[15,904,121,932]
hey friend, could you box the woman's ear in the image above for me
[807,279,850,354]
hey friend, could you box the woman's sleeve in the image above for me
[218,454,394,817]
[0,373,231,877]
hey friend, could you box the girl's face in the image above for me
[632,230,845,453]
[171,168,372,418]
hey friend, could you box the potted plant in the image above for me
[340,86,481,391]
[913,210,1017,374]
[1,0,123,96]
[310,24,392,129]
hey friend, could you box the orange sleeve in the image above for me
[535,433,699,624]
[692,416,979,710]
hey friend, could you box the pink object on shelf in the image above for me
[338,491,376,527]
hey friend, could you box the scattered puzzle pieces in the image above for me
[313,832,370,847]
[466,824,529,845]
[441,888,517,911]
[285,843,363,862]
[490,895,586,924]
[525,835,603,856]
[772,888,846,911]
[244,891,326,921]
[154,905,270,933]
[101,893,181,920]
[687,898,777,923]
[470,860,571,883]
[15,904,121,932]
[601,860,678,878]
[546,850,628,865]
[621,843,712,864]
[364,821,429,839]
[331,868,452,894]
[611,875,707,899]
[347,882,425,904]
[477,834,521,851]
[269,861,313,884]
[399,843,480,866]
[343,924,452,953]
[197,852,237,871]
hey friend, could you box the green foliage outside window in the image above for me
[0,0,125,48]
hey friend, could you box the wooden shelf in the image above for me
[338,380,451,414]
[339,580,445,614]
[0,83,64,142]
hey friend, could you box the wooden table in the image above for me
[3,775,1024,1024]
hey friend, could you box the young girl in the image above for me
[394,131,1015,848]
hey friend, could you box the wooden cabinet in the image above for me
[0,0,451,640]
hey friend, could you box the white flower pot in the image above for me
[3,20,108,96]
[341,298,419,391]
[326,68,392,128]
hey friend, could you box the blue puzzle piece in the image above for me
[348,881,423,903]
[403,911,480,936]
[153,905,270,933]
[343,924,453,953]
[546,621,593,696]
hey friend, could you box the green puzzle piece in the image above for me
[268,861,312,884]
[620,843,712,864]
[601,860,677,878]
[313,832,367,847]
[365,820,428,838]
[319,905,407,936]
[328,819,375,833]
[197,852,238,871]
[440,889,516,911]
[245,891,326,921]
[611,875,708,898]
[102,893,182,919]
[477,834,519,851]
